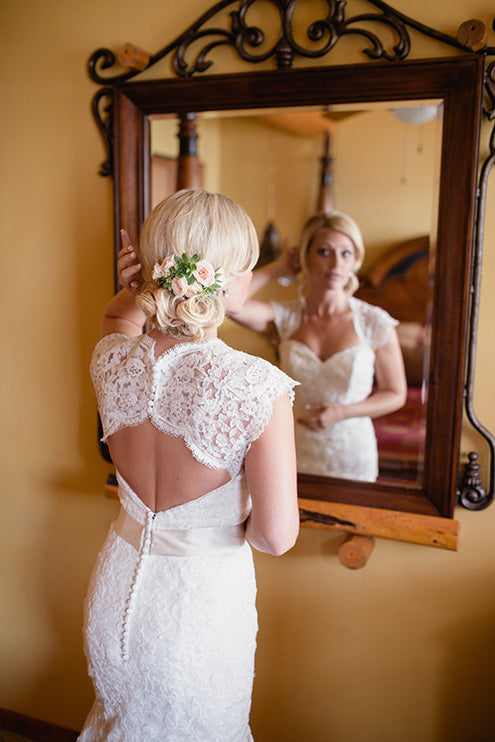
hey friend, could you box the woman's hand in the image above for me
[118,229,142,292]
[297,402,345,431]
[274,238,300,277]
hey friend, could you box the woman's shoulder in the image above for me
[216,340,295,378]
[270,298,303,339]
[350,297,398,349]
[212,341,298,400]
[270,297,302,316]
[90,333,152,373]
[350,297,398,326]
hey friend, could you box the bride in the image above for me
[232,211,407,482]
[79,189,299,741]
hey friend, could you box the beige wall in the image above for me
[1,1,495,740]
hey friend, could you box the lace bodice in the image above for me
[272,296,397,347]
[90,334,296,477]
[271,297,398,481]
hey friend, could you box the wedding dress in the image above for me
[78,335,296,742]
[272,297,397,482]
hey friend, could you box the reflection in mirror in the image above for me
[150,102,442,489]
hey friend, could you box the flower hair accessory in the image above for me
[152,253,225,299]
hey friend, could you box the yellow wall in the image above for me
[1,1,495,740]
[153,107,442,269]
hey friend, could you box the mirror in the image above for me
[110,57,482,528]
[149,101,443,488]
[90,0,488,545]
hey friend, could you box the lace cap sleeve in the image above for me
[351,297,399,349]
[271,299,303,341]
[91,332,129,366]
[90,333,152,441]
[242,357,299,448]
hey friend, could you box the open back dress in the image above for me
[78,334,296,742]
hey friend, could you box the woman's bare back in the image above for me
[108,420,231,512]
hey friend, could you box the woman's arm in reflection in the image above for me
[298,327,408,430]
[244,394,299,555]
[248,241,299,297]
[228,297,275,334]
[229,243,298,334]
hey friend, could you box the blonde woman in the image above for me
[233,212,407,482]
[79,190,299,741]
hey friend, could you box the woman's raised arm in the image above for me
[100,230,146,338]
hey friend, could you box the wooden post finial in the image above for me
[338,533,375,569]
[456,19,487,51]
[117,42,150,71]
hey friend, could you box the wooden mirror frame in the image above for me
[88,1,495,550]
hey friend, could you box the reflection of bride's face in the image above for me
[305,228,356,291]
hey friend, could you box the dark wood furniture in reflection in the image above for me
[151,113,203,208]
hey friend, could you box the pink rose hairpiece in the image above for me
[152,253,225,299]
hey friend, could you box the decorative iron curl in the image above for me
[458,57,495,510]
[88,47,140,85]
[484,58,495,121]
[340,12,409,61]
[91,87,114,176]
[174,7,274,78]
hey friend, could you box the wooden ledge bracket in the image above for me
[456,19,487,51]
[338,533,375,569]
[117,42,150,71]
[299,498,460,551]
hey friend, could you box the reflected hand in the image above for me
[277,238,300,276]
[118,229,142,292]
[287,245,301,274]
[297,402,344,431]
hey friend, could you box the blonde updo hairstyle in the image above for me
[137,189,259,339]
[298,211,365,296]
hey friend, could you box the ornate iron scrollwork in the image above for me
[87,0,488,178]
[87,1,487,175]
[88,0,473,85]
[91,87,114,177]
[459,46,495,510]
[88,2,495,510]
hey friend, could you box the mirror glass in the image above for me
[149,101,443,489]
[112,56,482,520]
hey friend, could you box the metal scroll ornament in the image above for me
[88,1,495,510]
[88,0,471,86]
[459,55,495,509]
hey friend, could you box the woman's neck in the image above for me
[303,288,350,317]
[149,327,218,351]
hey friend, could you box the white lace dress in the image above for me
[272,297,397,482]
[79,335,296,742]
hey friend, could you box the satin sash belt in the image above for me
[114,508,246,556]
